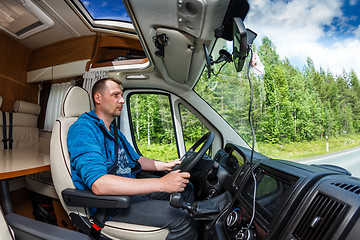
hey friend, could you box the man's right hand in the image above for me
[92,171,190,196]
[159,170,190,193]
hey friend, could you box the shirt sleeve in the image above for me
[68,120,108,190]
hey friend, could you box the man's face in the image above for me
[97,80,125,118]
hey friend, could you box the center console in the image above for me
[205,145,360,240]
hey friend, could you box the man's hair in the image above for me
[91,77,123,105]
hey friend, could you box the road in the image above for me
[294,147,360,177]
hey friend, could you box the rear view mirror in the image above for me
[233,18,248,72]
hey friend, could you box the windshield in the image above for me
[195,38,360,177]
[194,40,254,147]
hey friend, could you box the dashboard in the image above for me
[204,143,360,240]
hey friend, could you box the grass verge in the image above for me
[136,134,360,161]
[136,141,179,161]
[256,133,360,160]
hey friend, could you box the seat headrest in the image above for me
[13,100,41,115]
[62,86,91,117]
[0,96,2,109]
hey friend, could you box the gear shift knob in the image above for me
[170,193,194,213]
[170,193,183,208]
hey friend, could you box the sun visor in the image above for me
[156,28,195,84]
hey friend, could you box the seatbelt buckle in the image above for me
[90,223,102,239]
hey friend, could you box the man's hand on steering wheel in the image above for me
[163,159,181,171]
[173,132,214,172]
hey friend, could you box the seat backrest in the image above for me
[12,100,41,149]
[50,86,91,215]
[0,207,14,240]
[1,99,40,151]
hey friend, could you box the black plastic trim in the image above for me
[62,188,130,208]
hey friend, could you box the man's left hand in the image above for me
[163,159,181,171]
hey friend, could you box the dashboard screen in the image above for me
[242,166,295,217]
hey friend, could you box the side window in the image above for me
[179,104,209,151]
[128,93,178,161]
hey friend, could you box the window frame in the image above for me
[67,0,136,35]
[122,88,223,159]
[126,90,180,158]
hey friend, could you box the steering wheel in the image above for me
[173,132,214,172]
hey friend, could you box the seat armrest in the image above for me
[62,188,130,208]
[6,213,91,240]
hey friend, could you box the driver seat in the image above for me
[50,86,169,239]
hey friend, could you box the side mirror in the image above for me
[233,18,257,72]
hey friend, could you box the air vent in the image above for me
[331,182,360,195]
[293,193,347,240]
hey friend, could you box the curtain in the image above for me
[82,70,108,110]
[43,82,73,131]
[38,82,52,129]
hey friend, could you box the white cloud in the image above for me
[101,2,109,7]
[349,0,358,6]
[355,26,360,37]
[244,0,360,77]
[82,1,90,8]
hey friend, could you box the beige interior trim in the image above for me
[156,28,195,84]
[27,60,89,83]
[13,100,41,115]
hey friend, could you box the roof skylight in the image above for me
[71,0,135,34]
[79,0,131,22]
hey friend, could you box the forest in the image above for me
[197,37,360,145]
[131,37,360,159]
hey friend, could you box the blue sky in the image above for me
[80,0,130,22]
[244,0,360,77]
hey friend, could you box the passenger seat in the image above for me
[8,100,58,199]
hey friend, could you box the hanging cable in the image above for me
[212,61,228,76]
[210,45,258,235]
[246,45,257,231]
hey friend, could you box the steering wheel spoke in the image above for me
[174,132,214,172]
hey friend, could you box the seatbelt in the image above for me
[90,119,119,239]
[8,113,13,149]
[2,112,7,149]
[108,119,119,175]
[113,119,119,150]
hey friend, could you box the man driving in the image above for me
[67,77,196,240]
